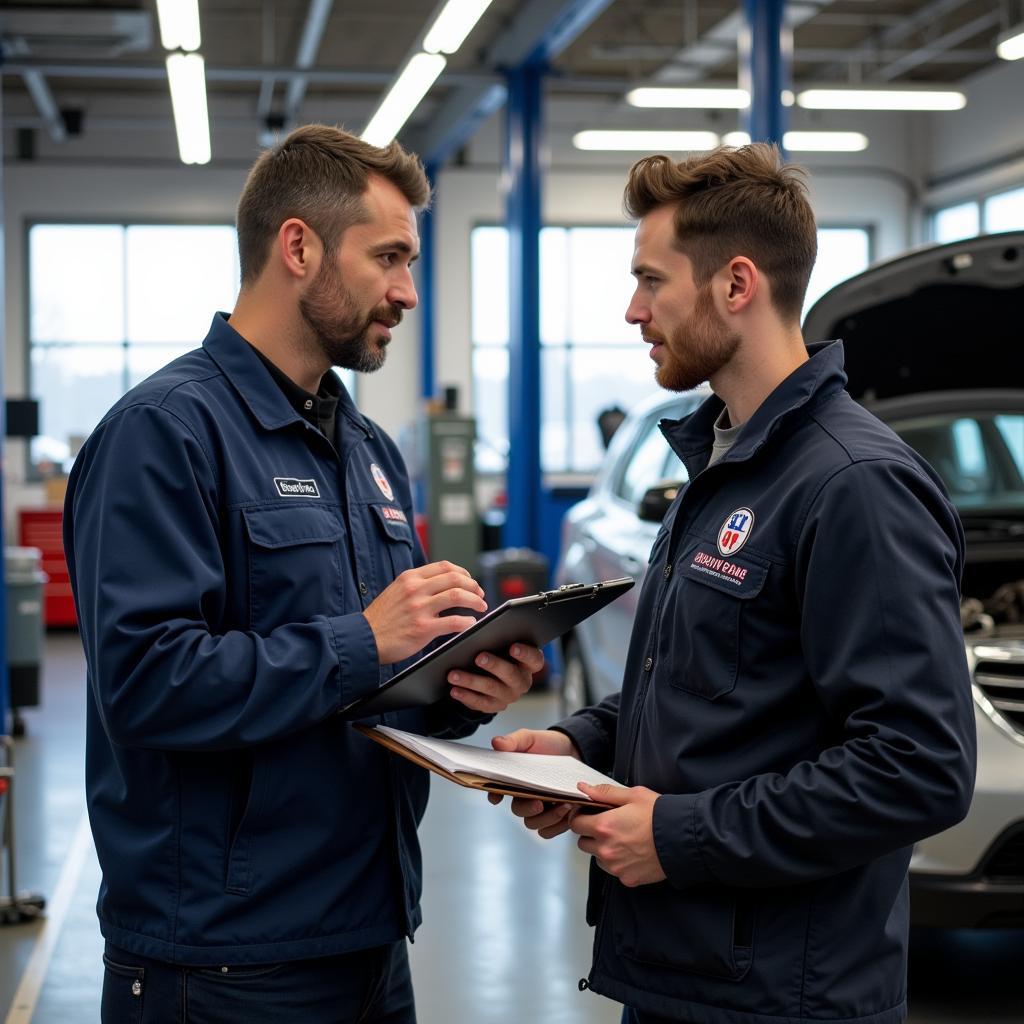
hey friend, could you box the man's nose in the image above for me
[389,267,417,310]
[625,293,649,325]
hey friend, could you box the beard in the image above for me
[298,258,403,374]
[650,285,740,392]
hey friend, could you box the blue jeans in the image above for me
[101,940,416,1024]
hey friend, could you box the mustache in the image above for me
[641,331,665,345]
[369,304,403,330]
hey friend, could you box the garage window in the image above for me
[27,223,353,474]
[471,224,870,475]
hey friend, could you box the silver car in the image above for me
[555,230,1024,928]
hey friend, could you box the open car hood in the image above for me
[802,231,1024,403]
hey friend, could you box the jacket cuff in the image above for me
[550,715,611,769]
[326,612,381,708]
[652,792,715,890]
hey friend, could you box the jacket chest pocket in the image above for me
[660,537,768,701]
[369,504,416,581]
[243,505,344,630]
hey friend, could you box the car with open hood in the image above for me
[555,230,1024,928]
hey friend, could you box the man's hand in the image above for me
[488,729,581,838]
[570,782,667,887]
[363,562,486,665]
[447,644,545,714]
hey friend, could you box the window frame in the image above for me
[24,217,359,477]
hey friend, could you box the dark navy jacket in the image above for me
[65,314,485,965]
[557,342,976,1024]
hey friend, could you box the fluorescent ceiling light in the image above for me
[423,0,495,55]
[724,131,868,152]
[573,130,720,151]
[797,88,965,110]
[627,87,750,109]
[166,53,210,164]
[362,53,446,147]
[156,0,201,52]
[997,26,1024,60]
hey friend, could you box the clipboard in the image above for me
[340,577,634,719]
[354,724,615,807]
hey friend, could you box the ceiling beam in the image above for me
[280,0,333,129]
[409,0,615,167]
[873,10,1002,81]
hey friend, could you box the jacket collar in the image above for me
[201,313,372,436]
[661,340,847,473]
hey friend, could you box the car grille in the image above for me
[973,659,1024,737]
[982,825,1024,882]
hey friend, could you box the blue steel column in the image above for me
[419,163,438,403]
[503,63,544,550]
[743,0,788,148]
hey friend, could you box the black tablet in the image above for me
[340,577,634,719]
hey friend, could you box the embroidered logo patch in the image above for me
[381,505,407,523]
[717,507,754,556]
[371,463,394,501]
[274,477,320,498]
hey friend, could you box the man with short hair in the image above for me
[66,123,543,1023]
[492,144,976,1024]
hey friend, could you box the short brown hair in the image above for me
[236,124,431,286]
[623,143,817,323]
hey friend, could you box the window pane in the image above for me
[933,202,979,244]
[804,228,870,320]
[564,228,636,346]
[471,226,510,346]
[127,226,239,343]
[567,345,658,473]
[541,348,569,472]
[31,344,125,469]
[472,346,509,472]
[619,416,674,506]
[30,225,125,342]
[984,186,1024,233]
[540,228,568,346]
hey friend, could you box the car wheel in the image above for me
[560,636,591,719]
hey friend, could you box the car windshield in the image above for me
[887,412,1024,520]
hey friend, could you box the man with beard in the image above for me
[64,124,543,1024]
[491,143,975,1024]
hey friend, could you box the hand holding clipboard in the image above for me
[341,577,634,719]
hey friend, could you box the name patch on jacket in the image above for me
[380,505,407,523]
[274,477,321,498]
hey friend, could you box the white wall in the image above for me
[926,58,1024,208]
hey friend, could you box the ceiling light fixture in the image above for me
[423,0,496,55]
[626,87,750,109]
[723,130,868,152]
[166,53,211,164]
[155,0,202,52]
[797,87,966,110]
[362,53,447,146]
[997,25,1024,60]
[573,130,721,151]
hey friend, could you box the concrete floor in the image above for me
[2,633,1023,1023]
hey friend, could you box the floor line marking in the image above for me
[5,811,93,1024]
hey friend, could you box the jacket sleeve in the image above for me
[551,691,621,773]
[66,402,381,753]
[652,457,977,889]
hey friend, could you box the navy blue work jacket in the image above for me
[65,314,486,965]
[557,342,976,1024]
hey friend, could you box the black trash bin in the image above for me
[476,548,550,687]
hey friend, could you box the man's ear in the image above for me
[277,218,321,281]
[722,256,758,314]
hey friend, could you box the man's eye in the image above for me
[380,253,396,265]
